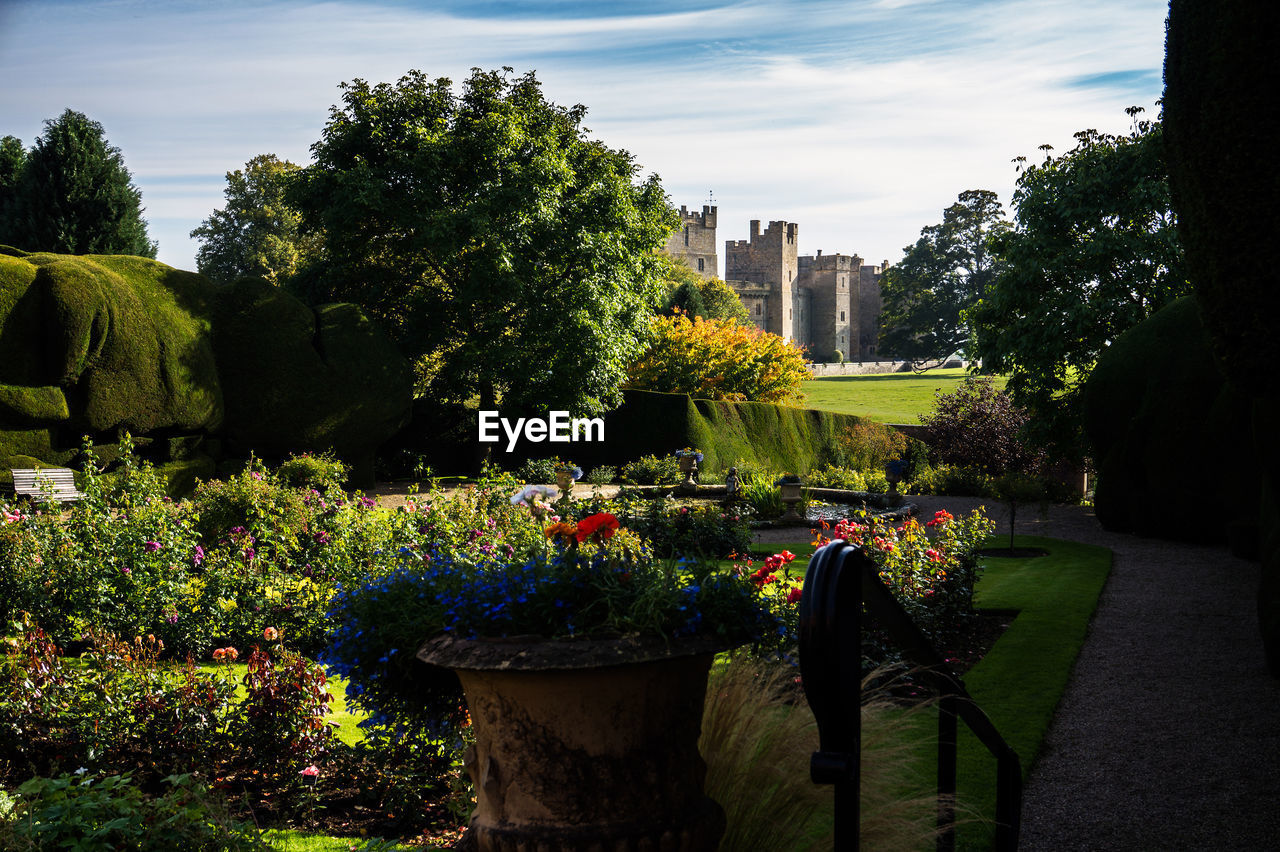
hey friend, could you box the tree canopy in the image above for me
[627,312,811,403]
[0,110,156,257]
[288,68,677,416]
[658,255,748,324]
[967,111,1188,455]
[191,154,319,286]
[878,189,1009,366]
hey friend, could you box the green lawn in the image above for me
[927,535,1111,850]
[799,368,1008,424]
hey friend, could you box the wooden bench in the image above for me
[7,467,85,503]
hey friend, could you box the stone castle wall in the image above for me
[663,205,718,278]
[667,205,886,362]
[725,220,799,340]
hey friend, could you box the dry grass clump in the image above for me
[700,656,939,851]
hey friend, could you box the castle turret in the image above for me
[725,220,799,341]
[663,204,718,279]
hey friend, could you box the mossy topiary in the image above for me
[0,252,412,493]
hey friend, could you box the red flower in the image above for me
[786,587,803,604]
[575,512,620,542]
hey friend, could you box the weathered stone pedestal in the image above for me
[419,635,727,852]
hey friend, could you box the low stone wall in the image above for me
[808,360,971,377]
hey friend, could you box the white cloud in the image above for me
[0,0,1168,271]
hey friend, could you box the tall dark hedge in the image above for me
[1083,296,1256,544]
[1165,0,1280,673]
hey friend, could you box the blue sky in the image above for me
[0,0,1168,273]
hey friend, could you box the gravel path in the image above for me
[779,496,1280,850]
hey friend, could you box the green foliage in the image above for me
[616,495,751,558]
[621,453,682,485]
[658,255,748,324]
[191,154,320,286]
[1164,0,1280,675]
[968,110,1189,456]
[0,772,268,851]
[628,312,811,403]
[833,421,908,472]
[581,465,616,485]
[879,189,1009,364]
[0,110,156,257]
[212,280,412,479]
[806,464,871,492]
[1082,296,1253,542]
[275,452,348,491]
[289,67,676,415]
[906,463,994,497]
[514,456,562,484]
[739,470,785,519]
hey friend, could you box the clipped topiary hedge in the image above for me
[1166,0,1280,674]
[0,250,411,491]
[1083,296,1257,544]
[477,389,904,477]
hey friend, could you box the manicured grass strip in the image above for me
[264,828,412,850]
[936,535,1111,850]
[799,368,1008,424]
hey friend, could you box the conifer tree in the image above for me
[1,110,157,257]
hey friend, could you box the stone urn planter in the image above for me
[419,633,728,852]
[555,469,574,494]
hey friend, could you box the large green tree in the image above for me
[190,154,319,286]
[0,136,25,239]
[289,68,676,416]
[878,189,1009,367]
[967,111,1188,455]
[0,110,156,257]
[658,255,748,324]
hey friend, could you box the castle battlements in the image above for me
[665,204,888,362]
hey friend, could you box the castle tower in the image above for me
[796,250,858,360]
[663,205,718,279]
[855,259,889,361]
[725,220,799,341]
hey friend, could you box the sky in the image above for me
[0,0,1168,274]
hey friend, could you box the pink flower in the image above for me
[263,627,279,641]
[300,765,319,778]
[192,545,205,566]
[144,541,162,552]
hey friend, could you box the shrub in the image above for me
[581,465,617,485]
[233,639,334,773]
[920,377,1044,475]
[907,463,995,497]
[514,457,561,484]
[834,422,908,473]
[740,471,784,519]
[621,453,681,485]
[618,495,752,558]
[0,773,268,852]
[811,509,995,659]
[627,313,811,403]
[807,464,869,491]
[275,452,348,490]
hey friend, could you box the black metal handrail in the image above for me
[798,539,1022,851]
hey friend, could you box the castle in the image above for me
[664,205,888,362]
